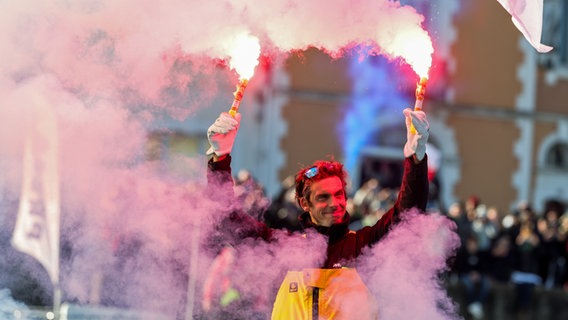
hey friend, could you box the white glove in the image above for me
[403,108,429,161]
[206,112,241,156]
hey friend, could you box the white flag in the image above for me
[12,93,60,286]
[496,0,553,53]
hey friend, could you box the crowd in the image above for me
[446,196,568,319]
[241,172,568,320]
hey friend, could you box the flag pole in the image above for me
[185,207,201,319]
[11,91,62,319]
[53,283,62,319]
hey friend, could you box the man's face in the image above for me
[301,176,347,227]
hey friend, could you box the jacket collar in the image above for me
[299,211,351,243]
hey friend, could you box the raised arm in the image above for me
[397,108,430,211]
[357,108,430,245]
[205,112,274,244]
[206,112,241,200]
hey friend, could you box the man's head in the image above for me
[295,160,348,227]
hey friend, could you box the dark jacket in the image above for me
[207,155,429,268]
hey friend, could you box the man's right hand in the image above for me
[207,112,241,157]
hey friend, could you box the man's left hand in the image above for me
[403,108,429,161]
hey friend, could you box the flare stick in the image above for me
[410,77,427,134]
[229,78,249,117]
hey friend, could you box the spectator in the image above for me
[536,208,563,289]
[470,204,499,255]
[350,178,381,222]
[264,176,303,231]
[454,234,491,319]
[489,233,514,283]
[234,169,269,222]
[465,195,481,223]
[558,211,568,289]
[447,201,472,249]
[486,206,503,236]
[511,220,541,318]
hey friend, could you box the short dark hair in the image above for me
[294,160,347,207]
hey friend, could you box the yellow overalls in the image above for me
[271,268,379,320]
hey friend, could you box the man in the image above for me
[205,108,430,319]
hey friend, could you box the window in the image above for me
[539,0,568,68]
[545,142,568,170]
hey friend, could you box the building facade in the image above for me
[155,0,568,215]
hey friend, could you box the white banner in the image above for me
[496,0,553,53]
[11,92,60,286]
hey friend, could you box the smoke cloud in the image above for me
[358,209,462,320]
[0,1,452,319]
[1,0,430,113]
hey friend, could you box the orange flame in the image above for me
[228,33,261,80]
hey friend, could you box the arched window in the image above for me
[545,142,568,170]
[539,0,568,68]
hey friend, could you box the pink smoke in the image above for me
[358,209,462,320]
[0,1,448,318]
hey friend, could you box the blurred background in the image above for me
[1,0,568,319]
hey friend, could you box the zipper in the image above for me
[312,287,319,320]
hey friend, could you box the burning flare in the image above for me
[227,33,261,117]
[379,24,433,133]
[403,32,431,115]
[414,77,427,112]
